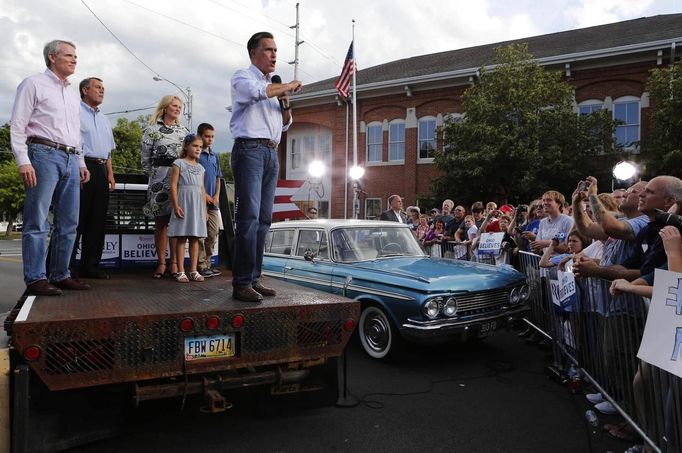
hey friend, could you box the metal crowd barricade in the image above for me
[443,241,471,260]
[517,253,682,452]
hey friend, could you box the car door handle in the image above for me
[284,266,293,270]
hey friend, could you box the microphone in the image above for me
[271,75,288,110]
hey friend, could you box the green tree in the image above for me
[111,116,147,174]
[218,152,233,182]
[0,160,24,236]
[0,123,12,163]
[435,44,621,205]
[643,61,682,177]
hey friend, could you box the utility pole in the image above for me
[288,2,304,80]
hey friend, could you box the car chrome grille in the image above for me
[456,289,509,316]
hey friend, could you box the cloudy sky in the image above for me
[1,0,680,153]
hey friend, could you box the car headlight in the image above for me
[510,287,520,305]
[443,297,458,317]
[519,284,530,302]
[423,298,441,319]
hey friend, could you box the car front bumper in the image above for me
[400,304,529,341]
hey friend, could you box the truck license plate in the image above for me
[478,321,497,338]
[184,335,235,361]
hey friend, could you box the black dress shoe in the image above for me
[52,277,91,291]
[79,270,110,279]
[232,286,263,303]
[26,279,63,296]
[252,283,276,297]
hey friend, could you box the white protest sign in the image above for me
[637,269,682,378]
[558,269,577,304]
[477,233,505,255]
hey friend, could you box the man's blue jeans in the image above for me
[231,142,278,288]
[22,143,80,284]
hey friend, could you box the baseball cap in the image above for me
[499,204,514,214]
[430,208,439,214]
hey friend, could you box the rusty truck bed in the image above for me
[7,272,359,391]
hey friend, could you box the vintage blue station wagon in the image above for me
[263,220,529,359]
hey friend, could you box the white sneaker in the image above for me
[586,392,604,404]
[594,400,618,415]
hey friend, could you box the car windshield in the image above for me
[330,226,426,262]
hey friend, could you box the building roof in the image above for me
[298,14,682,97]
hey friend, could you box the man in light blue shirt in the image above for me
[74,77,116,279]
[229,31,302,303]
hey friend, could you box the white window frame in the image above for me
[418,116,437,161]
[365,198,382,220]
[366,122,383,163]
[577,99,604,115]
[612,96,640,150]
[388,120,405,162]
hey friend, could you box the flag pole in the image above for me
[344,100,349,219]
[351,20,357,173]
[351,20,359,219]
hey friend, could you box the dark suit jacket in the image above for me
[379,209,407,223]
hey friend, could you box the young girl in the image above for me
[168,134,208,282]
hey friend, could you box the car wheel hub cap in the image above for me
[365,316,389,351]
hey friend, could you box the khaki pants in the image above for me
[198,208,220,271]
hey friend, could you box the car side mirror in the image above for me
[303,249,316,262]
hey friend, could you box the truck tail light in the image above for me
[24,346,41,361]
[206,316,220,330]
[231,314,245,329]
[180,318,194,332]
[343,319,356,332]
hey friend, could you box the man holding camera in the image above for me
[573,175,682,280]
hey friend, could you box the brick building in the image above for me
[284,14,682,219]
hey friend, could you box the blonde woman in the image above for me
[141,95,190,278]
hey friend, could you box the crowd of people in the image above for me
[381,175,682,448]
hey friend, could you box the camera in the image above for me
[551,235,560,244]
[577,180,588,192]
[653,210,682,231]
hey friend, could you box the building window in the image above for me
[365,198,382,220]
[290,134,331,171]
[388,121,405,161]
[418,117,437,160]
[613,97,640,147]
[366,123,383,163]
[578,102,603,115]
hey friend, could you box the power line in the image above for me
[105,105,156,116]
[123,0,243,48]
[80,0,159,76]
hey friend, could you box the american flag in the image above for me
[335,42,355,99]
[272,179,305,220]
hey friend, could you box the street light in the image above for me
[153,76,192,131]
[349,165,364,220]
[307,160,325,216]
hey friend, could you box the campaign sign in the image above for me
[638,269,682,378]
[557,269,577,304]
[121,234,168,266]
[72,234,120,268]
[477,233,505,255]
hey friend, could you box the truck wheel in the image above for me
[358,305,399,359]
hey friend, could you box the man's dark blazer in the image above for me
[379,209,407,223]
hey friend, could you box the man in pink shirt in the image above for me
[10,39,91,296]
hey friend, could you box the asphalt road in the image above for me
[63,333,632,453]
[0,241,633,453]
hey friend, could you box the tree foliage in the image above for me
[111,116,146,175]
[0,159,24,235]
[0,123,12,164]
[218,152,233,182]
[643,61,682,177]
[434,44,622,205]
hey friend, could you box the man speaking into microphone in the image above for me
[229,31,302,302]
